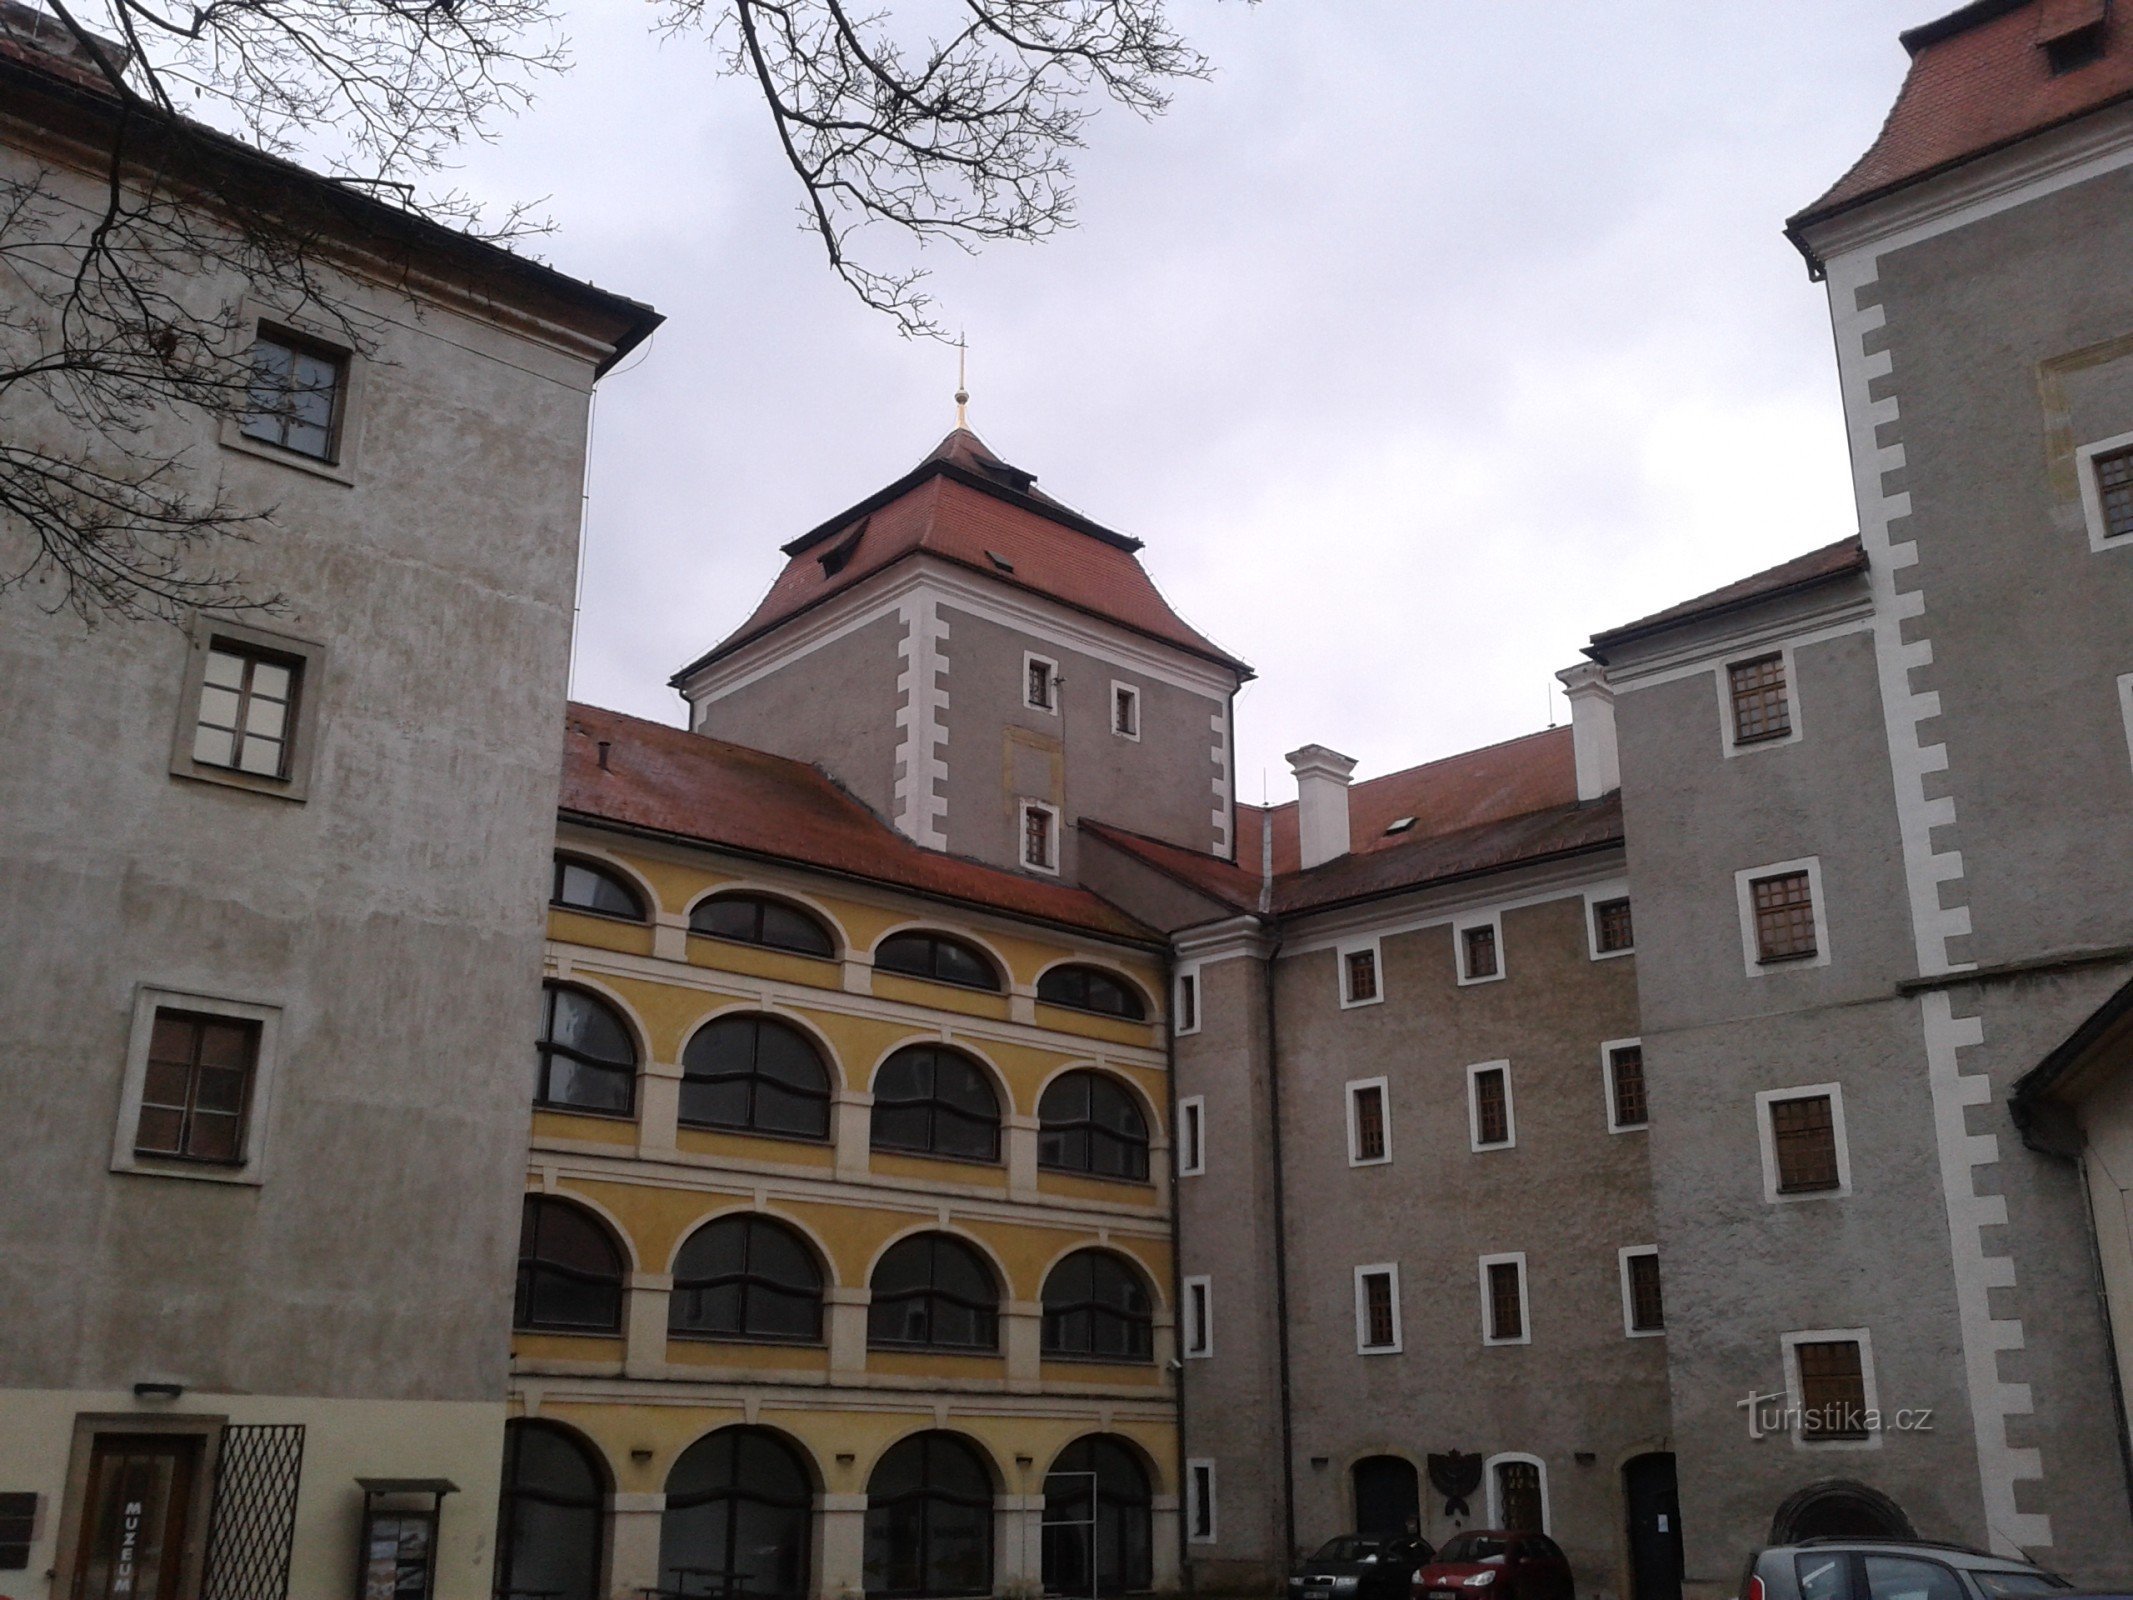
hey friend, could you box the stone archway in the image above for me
[1768,1481,1915,1543]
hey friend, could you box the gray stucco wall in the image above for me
[0,156,603,1403]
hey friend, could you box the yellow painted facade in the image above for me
[516,821,1182,1599]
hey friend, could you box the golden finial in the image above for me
[954,334,969,430]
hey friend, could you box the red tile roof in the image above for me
[1789,0,2133,253]
[1586,535,1868,657]
[561,703,1158,943]
[672,430,1250,682]
[1083,726,1618,920]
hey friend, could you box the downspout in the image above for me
[1163,945,1193,1594]
[1260,818,1298,1562]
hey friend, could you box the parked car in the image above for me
[1289,1534,1436,1600]
[1413,1530,1573,1600]
[1741,1538,2073,1600]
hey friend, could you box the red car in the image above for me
[1414,1530,1575,1600]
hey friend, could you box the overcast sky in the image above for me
[449,2,1922,807]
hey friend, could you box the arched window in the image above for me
[1043,1437,1152,1596]
[496,1421,606,1600]
[868,1234,999,1351]
[681,1015,832,1140]
[871,1046,1002,1162]
[551,855,647,921]
[691,893,836,958]
[864,1432,995,1598]
[1041,1249,1153,1362]
[670,1215,824,1342]
[1038,1072,1149,1180]
[874,932,1002,992]
[1036,965,1148,1021]
[516,1195,625,1333]
[537,984,637,1115]
[661,1427,814,1600]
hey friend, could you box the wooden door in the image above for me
[71,1435,199,1600]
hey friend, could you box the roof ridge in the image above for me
[1258,724,1571,816]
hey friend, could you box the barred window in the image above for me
[1751,871,1818,962]
[1771,1094,1841,1193]
[1486,1260,1524,1342]
[1026,656,1057,711]
[2097,444,2133,541]
[1351,1082,1387,1163]
[1797,1340,1869,1440]
[1023,804,1057,870]
[1176,972,1198,1032]
[137,1009,257,1163]
[1626,1253,1664,1333]
[1472,1066,1512,1148]
[1359,1270,1397,1351]
[1344,949,1378,1003]
[1594,897,1634,953]
[1609,1045,1648,1130]
[1462,924,1499,979]
[1729,654,1792,745]
[1113,685,1140,737]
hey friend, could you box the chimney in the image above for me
[1555,663,1620,800]
[1286,744,1357,870]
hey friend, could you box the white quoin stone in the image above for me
[1286,744,1358,869]
[1556,662,1621,800]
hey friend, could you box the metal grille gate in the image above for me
[201,1424,306,1600]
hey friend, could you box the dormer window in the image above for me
[2039,0,2107,73]
[817,517,867,576]
[1025,653,1058,713]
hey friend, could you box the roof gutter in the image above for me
[1584,556,1869,663]
[1272,830,1625,922]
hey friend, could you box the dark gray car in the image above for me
[1289,1535,1435,1600]
[1741,1538,2072,1600]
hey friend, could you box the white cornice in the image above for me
[1277,846,1628,956]
[1605,596,1876,693]
[1172,914,1272,965]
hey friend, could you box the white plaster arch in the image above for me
[1481,1452,1551,1534]
[679,879,848,959]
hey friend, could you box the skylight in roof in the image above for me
[1385,817,1416,835]
[986,550,1015,573]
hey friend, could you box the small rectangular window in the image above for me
[136,1008,258,1164]
[1622,1249,1664,1335]
[1344,948,1378,1003]
[2096,444,2133,541]
[241,330,346,461]
[1177,971,1199,1034]
[1751,871,1818,962]
[1771,1093,1841,1193]
[1483,1256,1526,1343]
[1112,683,1141,738]
[1356,1265,1400,1353]
[1184,1276,1212,1358]
[193,643,301,779]
[1021,803,1058,871]
[1594,897,1634,954]
[1796,1339,1869,1440]
[1470,1063,1513,1149]
[0,1492,35,1571]
[1178,1096,1205,1177]
[1187,1460,1217,1544]
[1729,653,1792,745]
[1608,1044,1648,1130]
[1348,1079,1389,1165]
[1025,654,1058,711]
[1462,923,1499,980]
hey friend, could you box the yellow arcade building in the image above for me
[500,704,1182,1600]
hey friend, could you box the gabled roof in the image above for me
[1787,0,2133,261]
[560,703,1158,944]
[1085,725,1618,921]
[1585,535,1868,659]
[672,429,1251,683]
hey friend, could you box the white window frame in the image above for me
[1187,1458,1218,1544]
[1755,1082,1854,1204]
[1454,911,1506,986]
[1337,936,1384,1009]
[1183,1275,1213,1358]
[1175,964,1202,1037]
[2118,673,2133,779]
[1478,1252,1530,1346]
[1735,855,1831,976]
[1780,1327,1882,1453]
[1023,651,1060,714]
[1346,1077,1392,1167]
[1601,1038,1647,1134]
[2076,427,2133,553]
[1719,644,1805,757]
[111,984,285,1186]
[1618,1246,1664,1338]
[1177,1096,1206,1178]
[1353,1263,1402,1354]
[1467,1060,1516,1151]
[1583,881,1636,960]
[1019,799,1061,875]
[1482,1452,1550,1532]
[1110,679,1143,741]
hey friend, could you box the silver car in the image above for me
[1742,1538,2072,1600]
